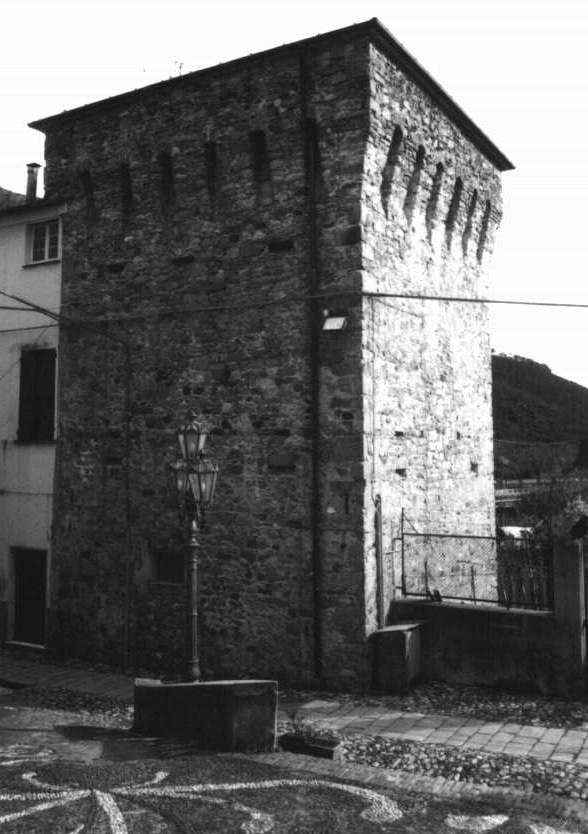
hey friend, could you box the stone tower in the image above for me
[30,19,512,688]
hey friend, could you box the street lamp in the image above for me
[168,411,219,682]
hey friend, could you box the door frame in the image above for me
[9,546,49,647]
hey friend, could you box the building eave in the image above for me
[0,198,65,221]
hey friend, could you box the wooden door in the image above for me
[13,548,46,645]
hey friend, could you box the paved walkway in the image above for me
[294,699,588,766]
[2,651,588,766]
[0,651,134,700]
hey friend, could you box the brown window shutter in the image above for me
[18,349,56,442]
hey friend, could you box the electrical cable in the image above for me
[61,289,588,329]
[0,324,59,334]
[364,291,588,310]
[0,289,64,323]
[6,285,588,333]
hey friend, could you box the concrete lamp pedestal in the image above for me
[133,678,278,752]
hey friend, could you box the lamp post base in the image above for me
[133,678,278,752]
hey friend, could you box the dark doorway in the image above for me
[13,548,47,645]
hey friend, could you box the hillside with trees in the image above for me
[492,353,588,443]
[492,354,588,481]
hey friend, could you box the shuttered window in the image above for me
[17,349,56,442]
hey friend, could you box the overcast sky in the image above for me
[2,0,587,386]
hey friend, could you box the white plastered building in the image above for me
[0,166,64,648]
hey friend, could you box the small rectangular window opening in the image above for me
[29,219,60,263]
[153,549,184,584]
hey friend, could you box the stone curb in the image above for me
[239,751,588,823]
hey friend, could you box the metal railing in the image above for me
[399,520,553,611]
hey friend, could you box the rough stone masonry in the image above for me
[30,19,512,688]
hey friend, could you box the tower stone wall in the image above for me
[360,42,503,625]
[32,21,510,687]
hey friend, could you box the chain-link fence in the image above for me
[400,527,553,610]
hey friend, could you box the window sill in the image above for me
[4,640,46,652]
[22,258,61,269]
[14,439,56,446]
[148,580,184,589]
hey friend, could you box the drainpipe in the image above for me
[122,339,133,669]
[375,495,385,627]
[300,49,323,683]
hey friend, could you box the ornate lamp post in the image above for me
[168,411,219,682]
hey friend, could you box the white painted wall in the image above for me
[0,199,63,645]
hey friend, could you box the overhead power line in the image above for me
[4,287,588,335]
[0,324,59,334]
[74,290,588,327]
[363,292,588,310]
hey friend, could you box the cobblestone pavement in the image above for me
[4,651,588,765]
[3,653,588,829]
[292,700,588,766]
[0,652,133,700]
[249,751,588,826]
[1,753,586,834]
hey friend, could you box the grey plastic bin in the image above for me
[371,622,423,694]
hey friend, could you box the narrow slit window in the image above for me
[462,189,478,256]
[445,177,463,248]
[249,130,272,202]
[403,144,426,222]
[425,162,444,240]
[250,130,267,181]
[79,170,95,221]
[119,163,133,217]
[204,141,217,207]
[304,118,320,176]
[380,125,403,217]
[477,200,492,262]
[304,117,323,205]
[158,151,175,209]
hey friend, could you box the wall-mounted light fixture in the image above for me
[322,309,348,331]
